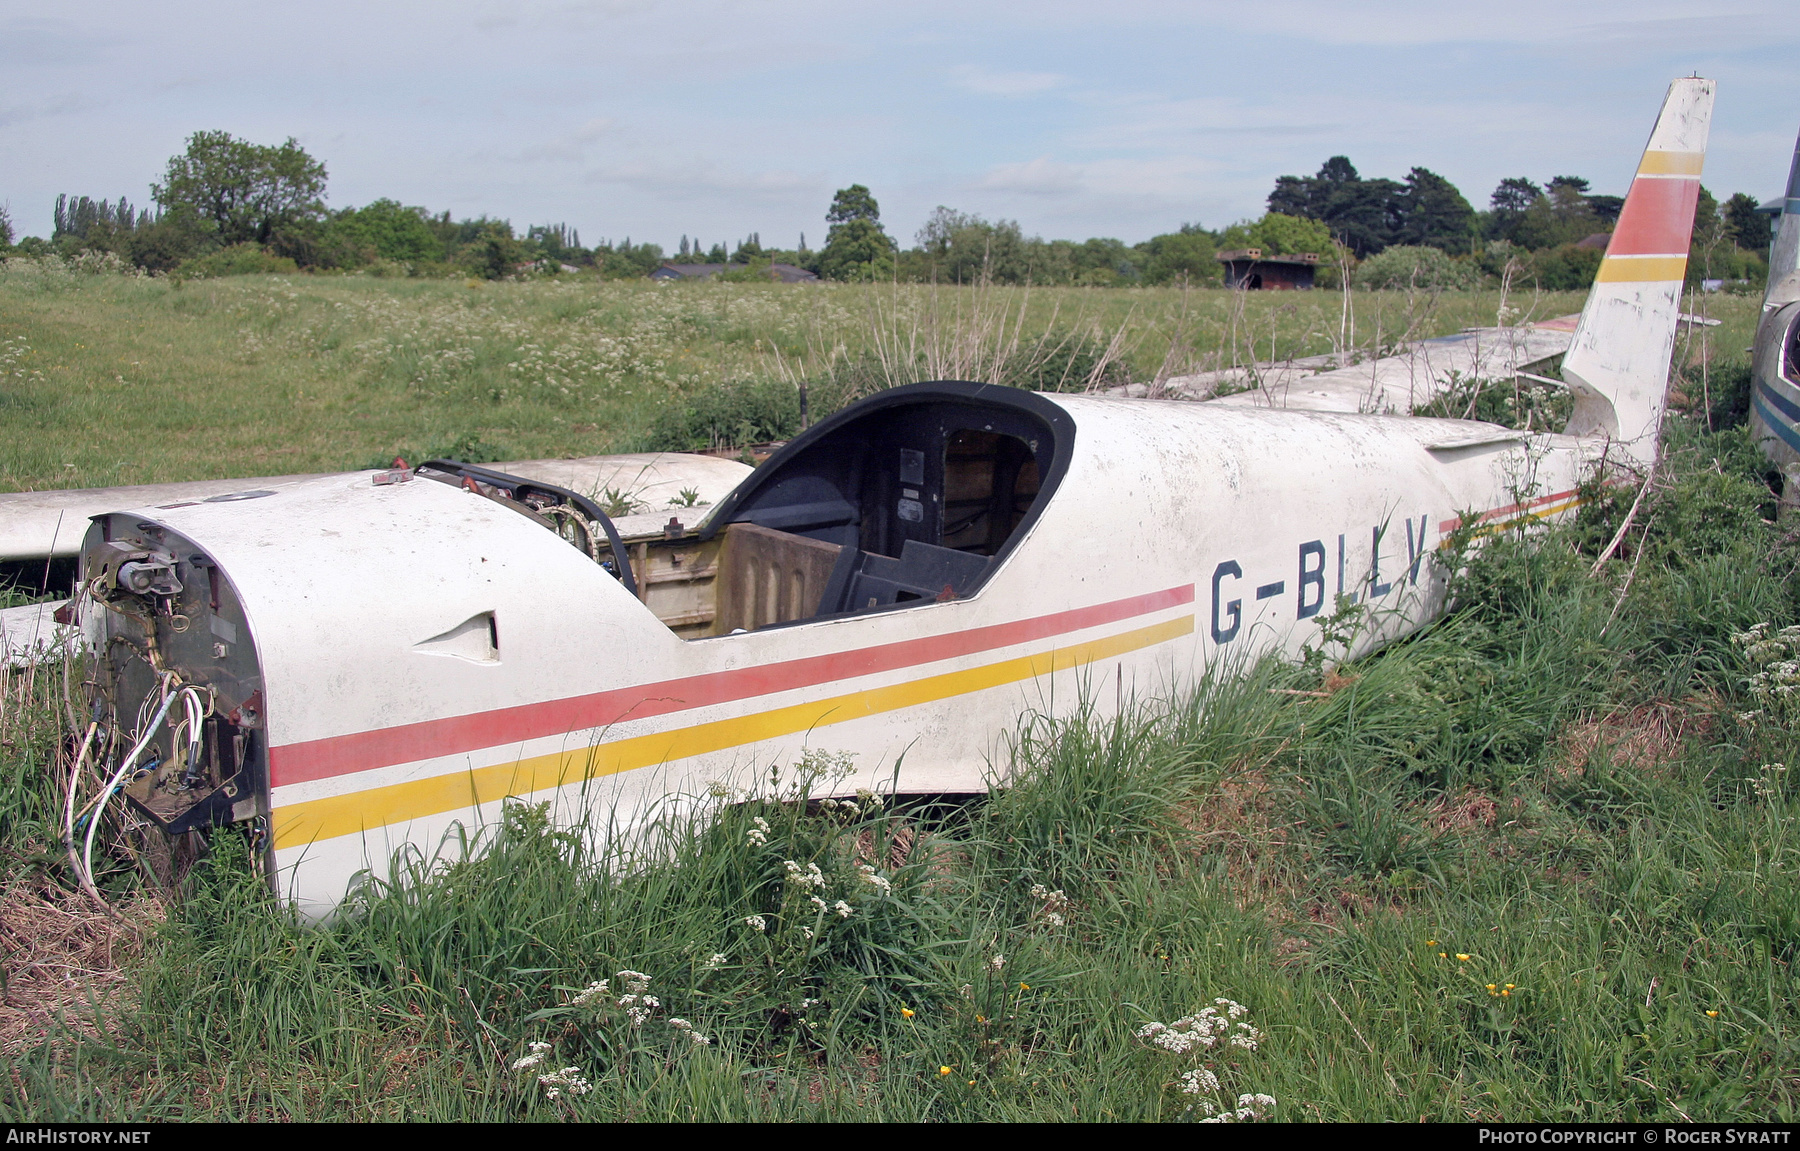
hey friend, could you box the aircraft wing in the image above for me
[1204,322,1577,415]
[0,452,751,564]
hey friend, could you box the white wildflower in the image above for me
[538,1065,591,1098]
[784,860,827,889]
[858,865,893,896]
[745,915,767,932]
[747,816,770,846]
[809,895,828,912]
[988,954,1006,973]
[569,979,609,1007]
[833,900,853,918]
[616,970,651,994]
[511,1040,552,1070]
[801,926,815,940]
[704,953,727,969]
[1178,1068,1220,1095]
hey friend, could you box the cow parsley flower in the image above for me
[1179,1068,1220,1095]
[511,1040,552,1070]
[538,1065,591,1099]
[784,860,827,889]
[858,865,893,896]
[745,915,767,932]
[570,979,609,1007]
[833,900,853,918]
[616,970,651,994]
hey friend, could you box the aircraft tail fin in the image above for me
[1765,129,1800,310]
[1561,77,1715,466]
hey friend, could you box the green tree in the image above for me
[1267,156,1403,256]
[1354,244,1482,290]
[819,185,894,280]
[1219,212,1335,259]
[1135,227,1221,286]
[1396,167,1475,253]
[818,218,894,280]
[826,184,881,227]
[151,130,327,248]
[332,199,442,265]
[1724,192,1772,252]
[730,232,764,264]
[1512,179,1600,250]
[462,220,524,280]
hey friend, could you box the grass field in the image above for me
[0,260,1647,492]
[0,266,1792,1122]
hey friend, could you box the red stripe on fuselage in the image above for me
[1439,486,1583,534]
[268,584,1197,787]
[1606,176,1701,256]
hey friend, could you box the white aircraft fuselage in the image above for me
[52,79,1715,916]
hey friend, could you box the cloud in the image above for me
[580,156,823,203]
[504,117,619,164]
[950,65,1065,97]
[0,92,104,129]
[977,155,1083,195]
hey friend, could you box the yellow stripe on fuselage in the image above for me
[1636,150,1705,176]
[272,614,1195,849]
[1595,255,1689,283]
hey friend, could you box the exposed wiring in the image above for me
[62,720,100,901]
[79,680,187,898]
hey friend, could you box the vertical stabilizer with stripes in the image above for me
[1765,129,1800,310]
[1561,77,1714,467]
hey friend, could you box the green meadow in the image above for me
[0,265,1792,1122]
[0,261,1635,490]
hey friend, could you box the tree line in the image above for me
[0,130,1777,292]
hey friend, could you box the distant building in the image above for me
[650,262,819,283]
[650,263,726,280]
[767,263,820,283]
[1216,249,1319,291]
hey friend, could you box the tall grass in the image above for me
[0,266,1649,491]
[6,405,1799,1120]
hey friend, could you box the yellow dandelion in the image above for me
[1706,1010,1719,1018]
[1505,984,1514,990]
[975,1015,987,1024]
[967,1080,976,1086]
[900,1007,915,1018]
[1501,989,1510,997]
[1439,952,1448,959]
[939,1066,952,1076]
[1020,983,1030,991]
[1426,940,1438,947]
[1486,984,1496,992]
[1456,954,1471,962]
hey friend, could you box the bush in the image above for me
[1517,243,1603,291]
[172,243,298,280]
[645,378,806,451]
[1354,245,1483,291]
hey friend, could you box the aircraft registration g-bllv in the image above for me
[65,79,1713,917]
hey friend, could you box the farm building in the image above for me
[1216,248,1319,291]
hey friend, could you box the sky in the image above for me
[4,1,1799,252]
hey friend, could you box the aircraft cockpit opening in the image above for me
[531,382,1075,640]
